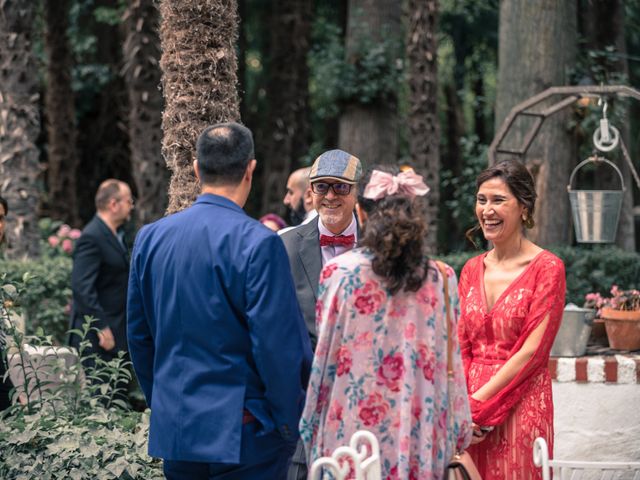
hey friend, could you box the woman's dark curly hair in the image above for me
[357,165,429,295]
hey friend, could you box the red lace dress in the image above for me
[458,250,566,480]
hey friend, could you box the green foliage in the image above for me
[0,256,72,344]
[547,246,640,306]
[309,17,403,119]
[439,246,640,307]
[0,277,162,479]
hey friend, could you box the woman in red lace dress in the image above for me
[458,160,566,479]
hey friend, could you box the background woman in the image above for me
[300,166,472,479]
[458,160,566,479]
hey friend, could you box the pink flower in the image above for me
[62,238,73,253]
[335,345,352,376]
[416,343,435,381]
[399,435,410,454]
[320,263,338,282]
[354,331,373,350]
[411,396,422,420]
[358,392,389,427]
[328,400,343,423]
[386,465,399,480]
[404,322,416,340]
[48,235,60,247]
[316,384,330,413]
[353,281,385,315]
[409,457,421,480]
[69,229,82,239]
[58,224,71,237]
[376,353,405,392]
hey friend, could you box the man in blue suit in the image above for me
[127,122,313,480]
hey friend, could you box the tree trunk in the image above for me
[44,0,80,228]
[259,0,312,217]
[495,0,577,247]
[0,3,41,258]
[75,0,133,225]
[407,0,439,253]
[159,0,241,213]
[123,0,169,226]
[338,0,401,163]
[581,0,635,251]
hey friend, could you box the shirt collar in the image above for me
[318,213,357,239]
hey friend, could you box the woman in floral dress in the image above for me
[458,160,566,479]
[300,166,472,479]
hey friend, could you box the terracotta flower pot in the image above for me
[601,307,640,351]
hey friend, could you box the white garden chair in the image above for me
[309,430,382,480]
[533,437,640,480]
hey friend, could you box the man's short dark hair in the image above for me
[196,122,255,185]
[95,179,124,211]
[0,195,7,215]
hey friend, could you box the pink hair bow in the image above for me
[363,169,430,200]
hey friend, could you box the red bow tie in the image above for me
[320,234,355,248]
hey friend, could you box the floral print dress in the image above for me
[300,249,472,479]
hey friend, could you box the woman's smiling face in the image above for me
[475,177,526,245]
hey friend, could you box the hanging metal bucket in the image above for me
[568,157,625,243]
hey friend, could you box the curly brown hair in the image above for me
[357,165,429,295]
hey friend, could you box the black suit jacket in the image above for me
[69,215,129,354]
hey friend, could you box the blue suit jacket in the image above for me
[127,194,312,463]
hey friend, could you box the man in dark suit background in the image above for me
[69,179,133,365]
[280,149,361,480]
[127,122,312,480]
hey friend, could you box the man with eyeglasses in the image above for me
[69,179,134,370]
[280,149,361,480]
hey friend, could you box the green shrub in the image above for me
[548,245,640,306]
[0,256,72,344]
[0,276,162,479]
[439,245,640,306]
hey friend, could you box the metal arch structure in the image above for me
[488,85,640,164]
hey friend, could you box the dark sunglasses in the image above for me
[311,182,352,196]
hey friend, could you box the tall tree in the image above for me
[159,0,241,213]
[74,0,133,225]
[338,0,401,164]
[0,2,41,258]
[495,0,577,246]
[260,0,312,217]
[407,0,440,252]
[44,0,81,228]
[123,0,169,225]
[581,0,635,251]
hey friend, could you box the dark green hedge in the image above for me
[439,245,640,306]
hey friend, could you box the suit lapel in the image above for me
[95,217,129,264]
[297,219,322,300]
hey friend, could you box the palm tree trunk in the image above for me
[123,0,169,225]
[159,0,241,213]
[44,0,81,228]
[407,0,439,253]
[0,3,41,258]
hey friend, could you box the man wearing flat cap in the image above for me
[280,149,362,480]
